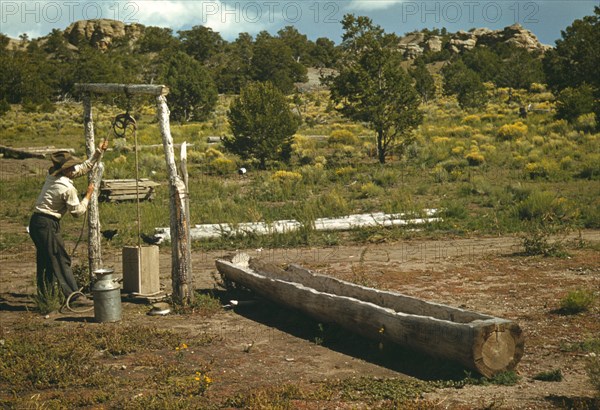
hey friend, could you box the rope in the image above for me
[61,288,94,313]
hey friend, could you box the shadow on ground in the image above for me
[207,288,471,382]
[0,293,35,312]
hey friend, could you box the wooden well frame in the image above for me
[74,83,193,304]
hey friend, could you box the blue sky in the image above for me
[1,1,598,45]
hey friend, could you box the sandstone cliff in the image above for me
[398,24,551,59]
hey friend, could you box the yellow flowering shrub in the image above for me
[329,129,359,146]
[465,150,485,166]
[209,157,236,175]
[462,114,481,124]
[272,170,303,183]
[432,136,451,144]
[335,166,356,178]
[498,121,528,141]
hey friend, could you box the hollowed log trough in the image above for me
[216,255,524,377]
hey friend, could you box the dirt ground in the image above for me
[1,226,599,408]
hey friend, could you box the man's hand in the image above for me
[99,139,109,152]
[85,183,95,199]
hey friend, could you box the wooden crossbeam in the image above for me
[74,83,169,96]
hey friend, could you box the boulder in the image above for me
[63,19,144,49]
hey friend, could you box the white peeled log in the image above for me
[154,211,440,242]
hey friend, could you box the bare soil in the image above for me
[1,228,599,409]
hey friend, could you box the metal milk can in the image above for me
[92,268,122,323]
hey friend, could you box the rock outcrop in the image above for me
[398,24,551,59]
[63,19,144,50]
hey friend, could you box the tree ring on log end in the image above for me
[481,330,516,371]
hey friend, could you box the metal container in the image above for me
[92,268,122,323]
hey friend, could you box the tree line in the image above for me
[1,7,598,166]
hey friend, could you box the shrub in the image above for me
[560,289,595,314]
[209,157,236,175]
[0,99,10,117]
[272,170,302,183]
[317,189,349,216]
[497,122,528,141]
[517,190,574,256]
[576,154,600,180]
[524,159,561,180]
[334,166,356,180]
[357,182,384,198]
[574,112,597,133]
[555,83,595,123]
[373,168,398,187]
[462,114,481,124]
[516,191,571,223]
[532,369,563,382]
[529,82,547,93]
[465,150,485,166]
[431,136,451,144]
[328,129,359,146]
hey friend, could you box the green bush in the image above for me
[533,369,563,382]
[0,99,10,117]
[574,112,597,133]
[209,157,236,175]
[357,182,384,199]
[560,289,595,314]
[555,83,595,123]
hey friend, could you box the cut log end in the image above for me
[475,323,524,378]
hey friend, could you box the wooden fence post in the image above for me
[156,95,193,304]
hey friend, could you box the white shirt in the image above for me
[33,152,100,219]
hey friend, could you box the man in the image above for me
[29,139,109,303]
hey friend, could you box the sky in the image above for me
[1,1,598,45]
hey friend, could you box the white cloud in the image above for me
[114,0,274,39]
[346,0,404,11]
[0,0,270,40]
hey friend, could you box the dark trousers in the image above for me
[28,213,79,298]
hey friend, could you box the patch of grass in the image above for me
[559,289,595,314]
[533,369,563,382]
[560,338,600,353]
[224,383,304,408]
[172,291,223,316]
[458,370,520,386]
[328,376,434,404]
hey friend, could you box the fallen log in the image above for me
[155,210,440,241]
[215,254,524,377]
[0,145,45,159]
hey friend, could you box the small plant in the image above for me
[461,370,520,386]
[31,281,64,315]
[533,369,563,382]
[559,289,595,314]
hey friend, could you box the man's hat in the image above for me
[49,151,82,176]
